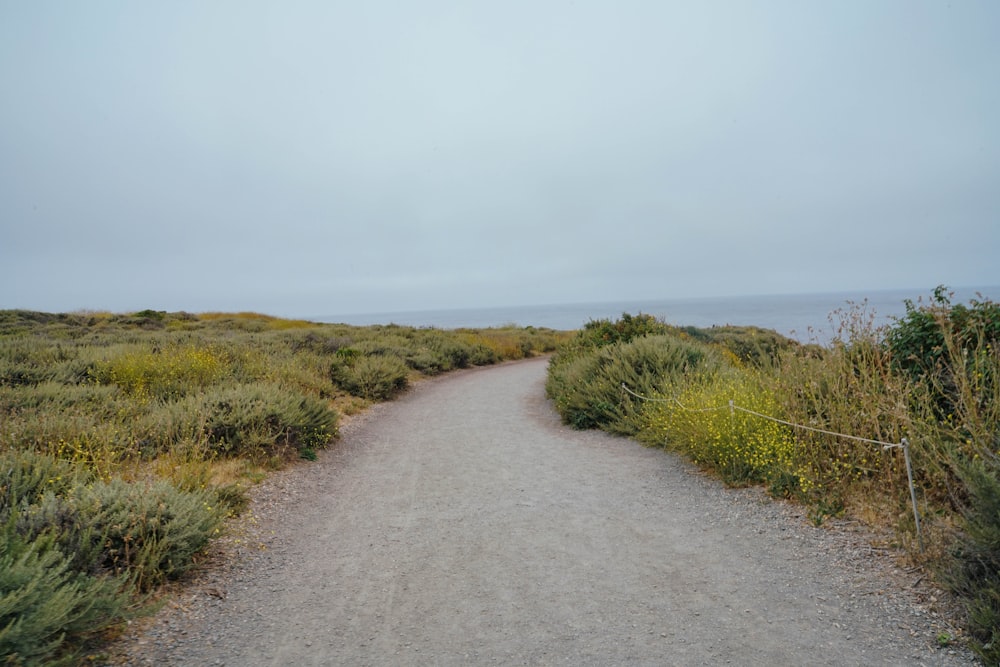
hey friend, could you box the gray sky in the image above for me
[2,1,998,318]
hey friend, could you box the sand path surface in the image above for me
[115,357,974,666]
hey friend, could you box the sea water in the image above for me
[318,286,999,344]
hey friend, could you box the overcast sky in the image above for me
[2,1,998,318]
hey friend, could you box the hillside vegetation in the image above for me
[545,288,1000,663]
[0,309,569,665]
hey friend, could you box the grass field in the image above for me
[0,309,571,665]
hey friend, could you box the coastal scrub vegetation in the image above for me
[0,309,569,664]
[545,288,1000,662]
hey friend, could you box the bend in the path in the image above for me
[117,358,975,666]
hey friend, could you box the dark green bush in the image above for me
[882,289,1000,661]
[887,286,1000,419]
[401,347,447,374]
[942,456,1000,665]
[576,312,672,349]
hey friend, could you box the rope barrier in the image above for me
[620,383,728,413]
[620,382,924,550]
[621,382,899,447]
[731,404,901,449]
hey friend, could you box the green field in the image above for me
[0,309,570,665]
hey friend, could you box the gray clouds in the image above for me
[2,1,998,316]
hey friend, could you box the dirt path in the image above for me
[114,358,976,666]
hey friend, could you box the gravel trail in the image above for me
[112,357,977,666]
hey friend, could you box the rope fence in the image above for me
[621,382,924,550]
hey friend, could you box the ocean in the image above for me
[317,286,999,344]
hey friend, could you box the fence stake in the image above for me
[901,438,924,552]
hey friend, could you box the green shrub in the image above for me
[16,481,223,591]
[331,355,409,401]
[348,336,411,360]
[680,325,799,368]
[126,395,210,459]
[893,290,1000,664]
[467,343,499,365]
[429,337,474,369]
[942,456,1000,665]
[72,479,224,589]
[0,450,92,517]
[401,347,446,374]
[887,286,1000,421]
[200,384,337,460]
[0,525,132,667]
[576,312,672,349]
[4,451,227,592]
[0,450,225,663]
[547,332,721,434]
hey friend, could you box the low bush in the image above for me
[3,451,226,590]
[0,525,133,667]
[17,479,225,591]
[200,384,337,461]
[679,325,800,368]
[89,344,228,400]
[424,337,472,370]
[547,332,722,433]
[575,312,672,349]
[0,381,121,414]
[0,450,227,663]
[942,456,1000,664]
[0,450,91,516]
[331,355,409,401]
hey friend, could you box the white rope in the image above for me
[621,383,901,449]
[730,404,899,448]
[620,382,728,412]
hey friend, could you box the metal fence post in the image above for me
[901,438,924,552]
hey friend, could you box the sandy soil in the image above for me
[109,357,978,666]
